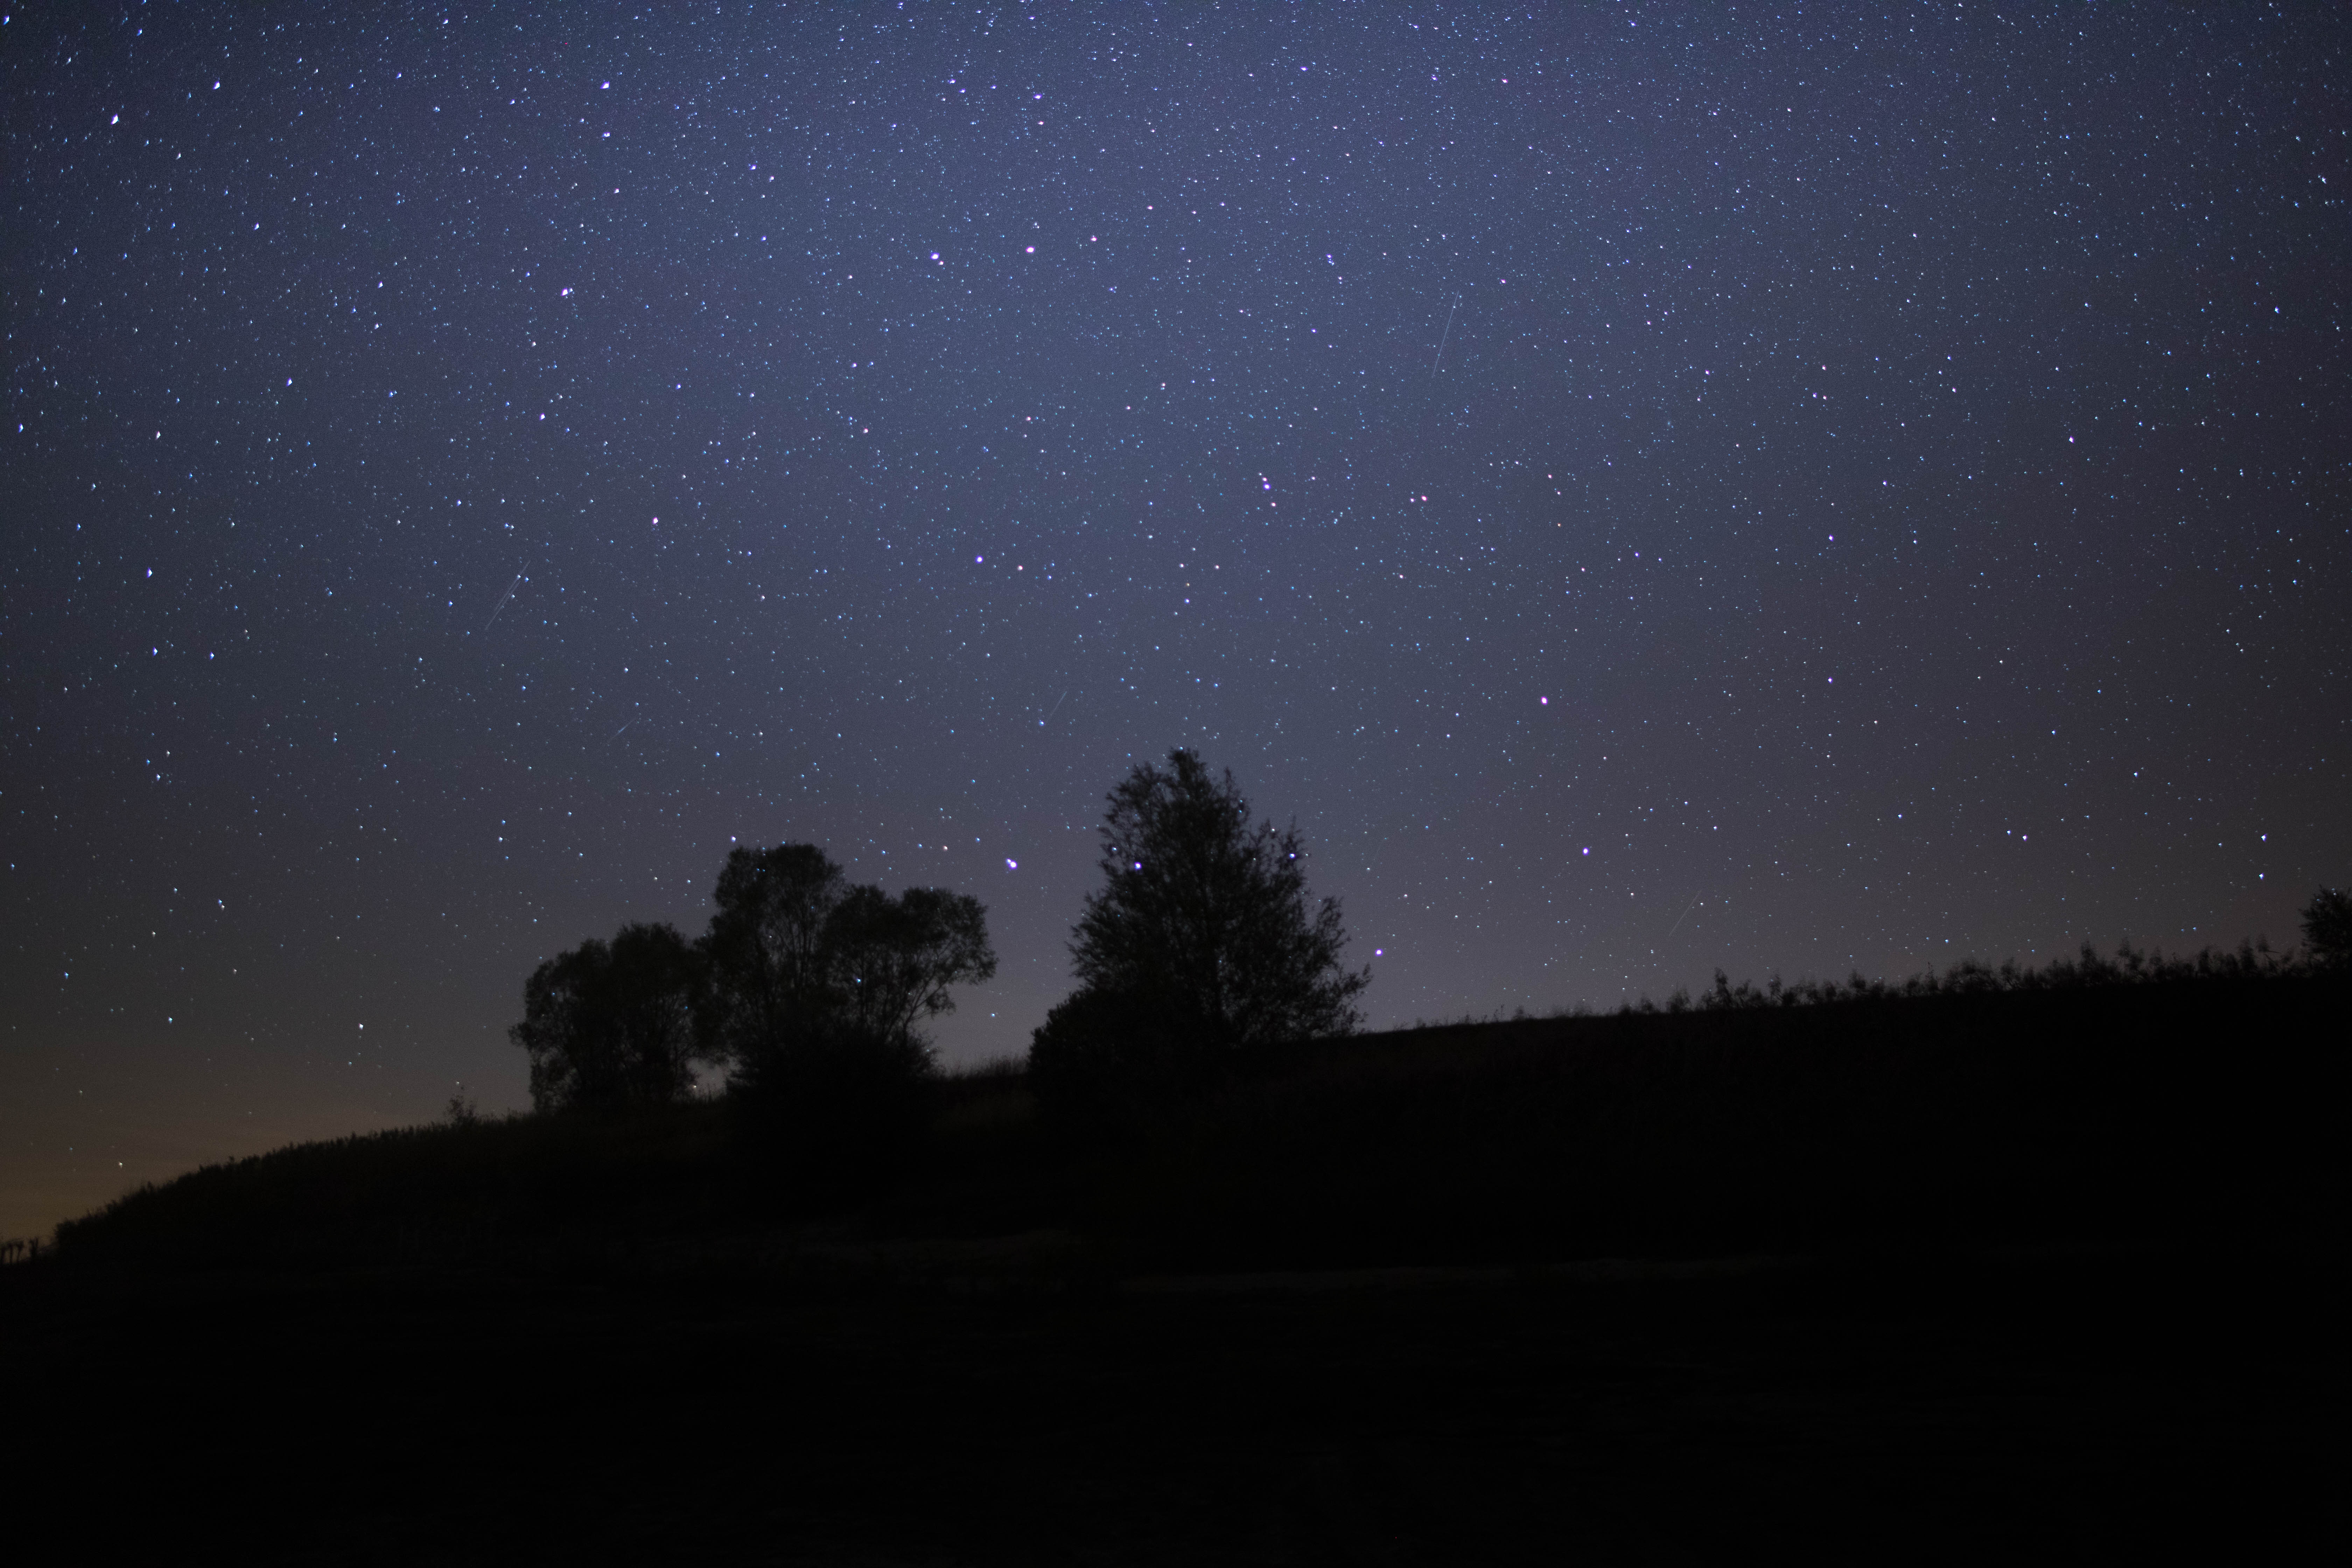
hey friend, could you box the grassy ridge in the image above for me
[1062,971,2341,1269]
[48,1099,749,1272]
[46,965,2345,1277]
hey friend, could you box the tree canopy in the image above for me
[509,921,705,1113]
[827,882,999,1047]
[699,843,997,1074]
[1060,748,1368,1051]
[698,843,851,1068]
[511,844,995,1116]
[2302,886,2352,969]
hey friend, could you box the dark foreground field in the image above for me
[9,971,2341,1562]
[6,1240,2330,1563]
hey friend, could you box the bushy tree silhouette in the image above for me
[698,843,997,1076]
[1035,749,1367,1104]
[509,922,706,1113]
[827,882,999,1047]
[698,844,851,1069]
[509,846,994,1171]
[2302,886,2352,970]
[695,843,995,1192]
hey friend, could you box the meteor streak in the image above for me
[1666,892,1701,938]
[481,574,523,632]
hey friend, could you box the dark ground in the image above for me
[6,1235,2332,1564]
[15,975,2341,1561]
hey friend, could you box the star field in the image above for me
[5,1,2346,1240]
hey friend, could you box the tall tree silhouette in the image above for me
[1059,748,1368,1052]
[2302,886,2352,969]
[509,922,705,1113]
[698,844,849,1070]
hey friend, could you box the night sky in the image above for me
[6,2,2345,1242]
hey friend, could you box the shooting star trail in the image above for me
[1432,297,1460,373]
[481,573,523,632]
[1666,892,1701,938]
[1040,688,1069,727]
[611,718,636,741]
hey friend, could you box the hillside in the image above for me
[6,966,2336,1563]
[41,963,2344,1278]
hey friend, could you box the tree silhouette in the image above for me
[1040,749,1367,1091]
[827,882,999,1048]
[698,843,849,1070]
[508,842,994,1166]
[2302,886,2352,970]
[699,842,997,1076]
[695,842,996,1184]
[509,921,706,1113]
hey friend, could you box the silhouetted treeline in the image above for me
[509,842,996,1133]
[512,746,1364,1153]
[1666,933,2310,1013]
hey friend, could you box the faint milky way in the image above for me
[3,3,2346,1240]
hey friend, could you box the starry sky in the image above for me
[5,1,2346,1241]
